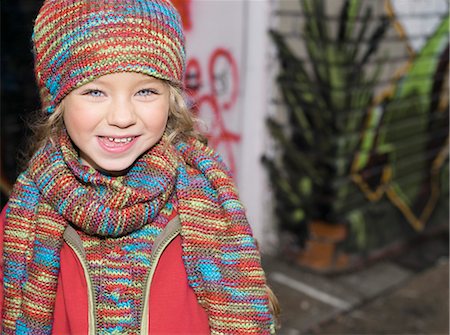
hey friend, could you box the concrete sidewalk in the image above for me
[312,261,449,335]
[262,232,449,335]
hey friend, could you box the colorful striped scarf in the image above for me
[2,132,275,334]
[79,197,177,334]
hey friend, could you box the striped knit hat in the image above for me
[33,0,185,113]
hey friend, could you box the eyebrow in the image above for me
[92,76,161,86]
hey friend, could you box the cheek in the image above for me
[145,103,170,134]
[63,111,79,135]
[63,107,97,139]
[157,111,169,132]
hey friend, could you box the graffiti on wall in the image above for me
[173,0,242,174]
[268,0,449,259]
[352,0,449,232]
[185,50,241,173]
[172,0,192,31]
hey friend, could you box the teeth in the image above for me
[106,137,133,143]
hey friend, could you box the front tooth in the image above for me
[105,137,133,143]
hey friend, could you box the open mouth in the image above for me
[98,136,138,150]
[105,137,134,144]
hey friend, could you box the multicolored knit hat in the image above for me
[33,0,185,113]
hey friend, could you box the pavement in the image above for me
[262,230,449,335]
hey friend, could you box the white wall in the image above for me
[239,0,279,253]
[184,0,278,252]
[184,0,246,175]
[390,0,449,52]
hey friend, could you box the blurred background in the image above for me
[1,0,449,334]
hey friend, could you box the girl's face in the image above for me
[63,72,170,175]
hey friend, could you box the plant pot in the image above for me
[295,221,350,273]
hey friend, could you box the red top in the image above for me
[0,208,210,334]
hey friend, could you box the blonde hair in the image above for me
[267,284,281,330]
[23,81,205,166]
[165,84,206,144]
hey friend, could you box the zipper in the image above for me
[64,227,98,335]
[63,216,181,335]
[140,216,181,334]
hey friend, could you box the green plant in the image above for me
[263,0,389,243]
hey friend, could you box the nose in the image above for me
[106,98,137,128]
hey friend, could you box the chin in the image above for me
[96,160,137,176]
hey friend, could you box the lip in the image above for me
[97,135,139,153]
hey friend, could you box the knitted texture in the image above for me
[33,0,185,113]
[80,199,176,334]
[2,132,275,334]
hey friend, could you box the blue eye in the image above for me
[136,89,157,96]
[91,90,103,97]
[84,89,104,97]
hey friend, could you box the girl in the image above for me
[0,0,278,334]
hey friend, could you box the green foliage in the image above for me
[263,0,388,241]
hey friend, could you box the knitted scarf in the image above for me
[2,132,275,335]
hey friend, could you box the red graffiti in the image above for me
[185,48,241,174]
[172,0,192,31]
[209,49,239,111]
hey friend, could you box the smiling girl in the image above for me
[0,0,277,334]
[63,73,171,175]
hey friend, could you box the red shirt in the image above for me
[0,208,210,334]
